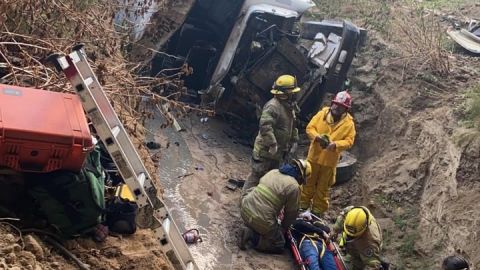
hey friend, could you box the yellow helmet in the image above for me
[292,159,311,182]
[271,75,301,95]
[343,207,370,237]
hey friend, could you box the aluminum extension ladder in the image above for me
[48,45,198,270]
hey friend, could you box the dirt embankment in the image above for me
[329,2,480,268]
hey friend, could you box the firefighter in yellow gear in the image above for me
[300,91,356,215]
[333,206,384,270]
[239,159,311,253]
[242,75,300,192]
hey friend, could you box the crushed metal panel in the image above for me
[302,20,367,47]
[209,3,299,85]
[247,38,309,93]
[447,28,480,54]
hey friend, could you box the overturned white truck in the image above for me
[152,0,364,124]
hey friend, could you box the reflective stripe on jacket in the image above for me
[241,169,300,234]
[253,98,298,161]
[306,107,355,167]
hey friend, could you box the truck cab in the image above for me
[152,0,363,124]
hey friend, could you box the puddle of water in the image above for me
[146,114,233,270]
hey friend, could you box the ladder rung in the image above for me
[57,56,70,70]
[85,77,94,87]
[70,50,81,63]
[137,173,146,186]
[186,262,195,270]
[111,125,120,138]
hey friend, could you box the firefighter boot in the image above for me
[239,226,254,250]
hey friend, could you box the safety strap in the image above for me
[339,232,347,248]
[256,184,281,206]
[299,234,326,259]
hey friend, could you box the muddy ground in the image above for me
[146,112,295,270]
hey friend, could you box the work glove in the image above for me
[298,209,313,221]
[268,144,278,155]
[326,142,336,151]
[316,134,330,148]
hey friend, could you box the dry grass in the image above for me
[387,2,451,79]
[312,0,451,78]
[311,0,393,34]
[0,0,209,135]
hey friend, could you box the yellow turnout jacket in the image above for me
[306,107,356,167]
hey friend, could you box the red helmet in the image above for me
[332,91,352,109]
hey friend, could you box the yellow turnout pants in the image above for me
[299,162,336,214]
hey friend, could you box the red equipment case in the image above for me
[0,84,93,173]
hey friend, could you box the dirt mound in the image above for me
[0,223,171,270]
[66,230,170,270]
[333,3,480,267]
[0,223,72,270]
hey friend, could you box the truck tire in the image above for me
[335,151,357,185]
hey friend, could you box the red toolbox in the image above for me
[0,84,93,173]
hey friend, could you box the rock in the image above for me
[50,262,60,269]
[9,267,22,270]
[5,252,16,264]
[4,233,16,243]
[356,62,374,74]
[12,244,21,253]
[24,235,44,260]
[0,258,8,269]
[145,141,161,149]
[19,251,36,268]
[0,245,14,254]
[352,74,376,91]
[101,247,121,258]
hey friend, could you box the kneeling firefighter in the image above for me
[333,206,389,270]
[239,159,311,253]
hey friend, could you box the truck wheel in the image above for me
[335,151,357,185]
